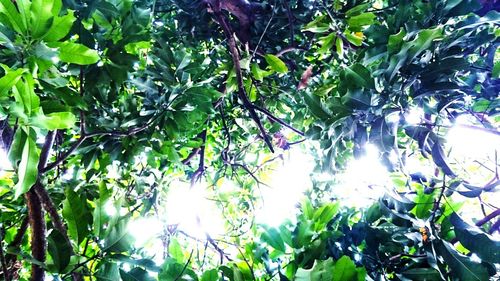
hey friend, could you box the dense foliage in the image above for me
[0,0,499,280]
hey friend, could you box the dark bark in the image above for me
[25,190,46,281]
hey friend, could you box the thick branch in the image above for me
[0,231,9,281]
[4,215,29,279]
[25,190,45,281]
[476,209,500,227]
[212,9,274,153]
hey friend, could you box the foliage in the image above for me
[0,0,498,280]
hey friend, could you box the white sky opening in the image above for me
[332,144,389,208]
[255,148,314,227]
[0,148,12,171]
[446,115,500,186]
[163,180,225,239]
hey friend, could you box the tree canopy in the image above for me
[0,0,499,280]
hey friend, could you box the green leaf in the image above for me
[43,11,75,42]
[345,3,370,17]
[49,42,99,65]
[296,258,335,281]
[333,256,357,281]
[201,269,219,281]
[347,12,376,30]
[312,201,340,230]
[344,32,363,46]
[30,0,57,39]
[159,258,197,281]
[450,213,500,263]
[261,227,286,252]
[8,129,27,167]
[0,0,26,34]
[303,92,331,120]
[344,64,374,89]
[12,73,40,117]
[120,268,155,281]
[434,240,491,281]
[103,219,134,253]
[30,111,76,130]
[14,130,39,198]
[265,54,288,74]
[401,268,441,280]
[168,238,184,262]
[62,188,91,245]
[493,61,500,78]
[341,88,371,110]
[0,66,26,97]
[431,142,456,177]
[318,33,336,54]
[96,262,121,281]
[387,29,406,55]
[302,15,330,33]
[47,229,72,272]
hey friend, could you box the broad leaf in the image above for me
[30,111,76,130]
[333,256,357,281]
[261,227,286,252]
[265,54,288,74]
[62,188,91,245]
[50,42,99,65]
[434,240,491,280]
[14,130,39,198]
[43,11,75,42]
[47,229,72,272]
[450,213,500,263]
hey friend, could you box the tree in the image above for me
[0,0,498,280]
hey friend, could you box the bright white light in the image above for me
[255,149,314,227]
[0,148,12,171]
[386,112,400,124]
[165,181,225,239]
[405,107,424,125]
[128,217,163,247]
[334,144,389,207]
[446,122,500,185]
[104,201,117,217]
[51,56,60,64]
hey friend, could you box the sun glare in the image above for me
[255,149,314,227]
[334,144,389,207]
[446,116,500,185]
[0,148,12,171]
[164,180,225,239]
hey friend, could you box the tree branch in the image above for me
[42,116,159,173]
[476,209,500,227]
[0,230,9,281]
[25,190,45,281]
[251,105,304,136]
[211,8,274,153]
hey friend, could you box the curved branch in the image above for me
[211,9,274,153]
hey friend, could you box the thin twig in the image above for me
[174,250,194,281]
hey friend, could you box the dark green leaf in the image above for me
[450,213,500,263]
[47,229,72,272]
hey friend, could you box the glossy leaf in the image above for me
[47,229,72,272]
[434,240,491,280]
[265,54,288,74]
[14,130,39,198]
[333,256,357,281]
[450,213,500,263]
[49,42,99,65]
[62,188,91,245]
